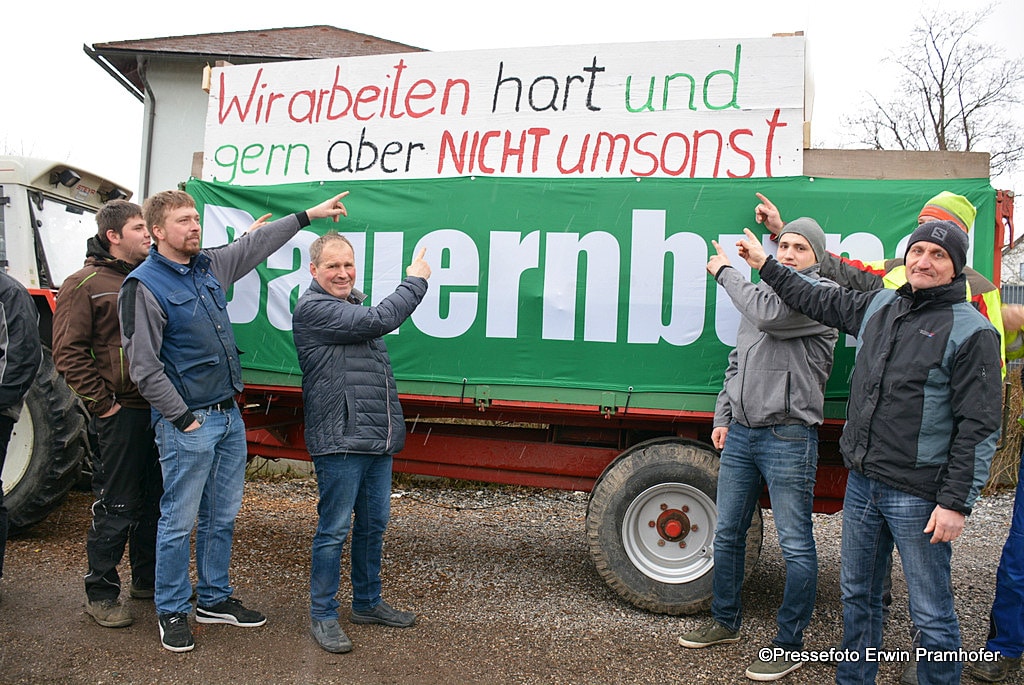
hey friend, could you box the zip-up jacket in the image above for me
[819,252,1006,370]
[0,272,41,420]
[53,237,147,416]
[293,276,427,458]
[760,256,1002,514]
[713,263,838,429]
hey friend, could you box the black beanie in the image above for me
[905,220,969,276]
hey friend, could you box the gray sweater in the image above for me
[713,264,838,429]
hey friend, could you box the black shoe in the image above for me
[968,652,1022,682]
[195,597,266,627]
[128,582,155,600]
[158,612,194,652]
[349,600,415,627]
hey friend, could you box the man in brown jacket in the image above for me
[53,200,158,628]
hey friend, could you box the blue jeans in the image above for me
[712,422,818,651]
[310,453,392,621]
[153,406,246,615]
[986,450,1024,658]
[837,470,961,685]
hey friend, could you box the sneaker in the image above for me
[349,600,416,627]
[84,598,133,628]
[311,618,353,653]
[196,597,266,627]
[158,612,194,652]
[745,654,803,681]
[968,652,1022,682]
[128,582,155,600]
[678,621,740,648]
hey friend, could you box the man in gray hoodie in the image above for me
[679,218,838,682]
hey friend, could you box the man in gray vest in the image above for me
[119,188,348,652]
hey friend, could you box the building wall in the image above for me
[140,60,211,196]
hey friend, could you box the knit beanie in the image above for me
[779,217,826,263]
[918,191,976,233]
[905,220,969,276]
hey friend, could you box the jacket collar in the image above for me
[145,244,211,275]
[84,235,138,275]
[896,272,968,305]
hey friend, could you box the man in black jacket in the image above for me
[0,272,42,601]
[736,221,1001,685]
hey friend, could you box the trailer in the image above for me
[184,154,1002,615]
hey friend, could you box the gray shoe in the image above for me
[899,658,919,685]
[745,653,802,681]
[349,600,416,627]
[677,621,740,648]
[85,598,133,628]
[968,652,1022,682]
[311,618,353,653]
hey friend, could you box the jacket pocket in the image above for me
[173,354,221,404]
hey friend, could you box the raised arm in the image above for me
[737,228,872,337]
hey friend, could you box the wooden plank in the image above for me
[803,149,990,180]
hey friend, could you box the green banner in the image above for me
[186,176,995,413]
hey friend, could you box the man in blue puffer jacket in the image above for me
[293,231,430,655]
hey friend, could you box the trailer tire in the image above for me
[2,350,89,534]
[586,438,762,615]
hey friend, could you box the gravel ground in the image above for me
[0,475,1019,685]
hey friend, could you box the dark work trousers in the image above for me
[0,414,15,580]
[85,406,161,601]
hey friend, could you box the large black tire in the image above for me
[586,437,763,615]
[2,349,90,533]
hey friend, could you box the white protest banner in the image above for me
[204,36,806,184]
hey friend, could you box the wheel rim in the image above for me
[2,409,35,495]
[621,482,716,584]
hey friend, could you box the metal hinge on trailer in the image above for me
[599,386,633,419]
[474,385,492,411]
[457,378,492,411]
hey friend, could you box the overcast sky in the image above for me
[3,0,1021,200]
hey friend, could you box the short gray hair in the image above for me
[309,231,353,265]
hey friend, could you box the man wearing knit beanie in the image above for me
[753,191,1015,685]
[680,218,838,681]
[737,225,1001,685]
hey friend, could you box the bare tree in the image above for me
[845,4,1024,177]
